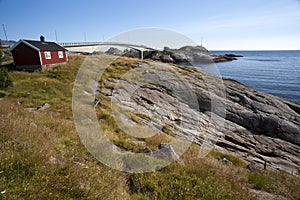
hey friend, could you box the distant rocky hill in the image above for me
[0,39,17,47]
[105,45,240,64]
[98,58,300,175]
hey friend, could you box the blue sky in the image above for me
[1,0,300,50]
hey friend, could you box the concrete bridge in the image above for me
[60,42,157,59]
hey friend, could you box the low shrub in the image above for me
[0,67,13,88]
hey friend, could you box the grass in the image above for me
[0,55,84,118]
[248,173,273,190]
[0,48,13,66]
[127,145,251,200]
[247,171,300,199]
[0,100,128,199]
[0,54,299,199]
[210,151,246,167]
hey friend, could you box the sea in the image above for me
[207,50,300,104]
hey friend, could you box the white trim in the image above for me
[66,51,68,62]
[38,51,43,65]
[44,51,51,59]
[9,40,40,52]
[58,51,64,58]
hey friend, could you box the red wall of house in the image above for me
[11,43,40,65]
[40,50,68,65]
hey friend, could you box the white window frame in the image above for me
[45,51,51,59]
[58,51,64,58]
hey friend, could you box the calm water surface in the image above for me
[208,51,300,104]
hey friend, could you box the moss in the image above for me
[130,112,143,125]
[135,113,151,121]
[161,124,176,137]
[111,138,139,152]
[210,151,245,167]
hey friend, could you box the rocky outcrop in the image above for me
[224,53,243,58]
[152,143,179,162]
[105,47,123,56]
[98,60,300,175]
[145,46,239,64]
[106,46,240,64]
[250,189,288,200]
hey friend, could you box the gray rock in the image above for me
[37,103,51,110]
[222,157,232,166]
[24,107,37,112]
[247,163,263,172]
[139,146,152,153]
[160,55,174,63]
[152,143,179,162]
[126,138,146,147]
[50,156,63,165]
[73,161,89,169]
[216,156,232,166]
[30,122,38,129]
[99,60,300,174]
[105,47,123,56]
[104,45,240,64]
[250,189,287,200]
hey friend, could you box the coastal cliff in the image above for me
[98,56,300,175]
[1,54,299,199]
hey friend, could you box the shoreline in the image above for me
[214,50,300,104]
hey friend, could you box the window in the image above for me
[45,51,51,59]
[58,51,64,58]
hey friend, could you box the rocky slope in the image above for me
[98,58,300,175]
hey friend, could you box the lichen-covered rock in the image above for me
[99,60,300,175]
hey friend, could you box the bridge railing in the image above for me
[59,42,157,50]
[59,42,103,46]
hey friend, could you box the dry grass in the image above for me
[127,145,252,200]
[0,99,129,199]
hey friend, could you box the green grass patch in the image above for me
[210,151,245,167]
[247,171,300,199]
[127,162,248,200]
[248,173,272,190]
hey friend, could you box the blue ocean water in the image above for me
[210,51,300,104]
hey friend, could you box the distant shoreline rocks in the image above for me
[105,45,243,64]
[224,53,243,58]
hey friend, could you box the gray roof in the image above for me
[23,40,67,51]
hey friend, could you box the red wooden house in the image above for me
[9,36,68,71]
